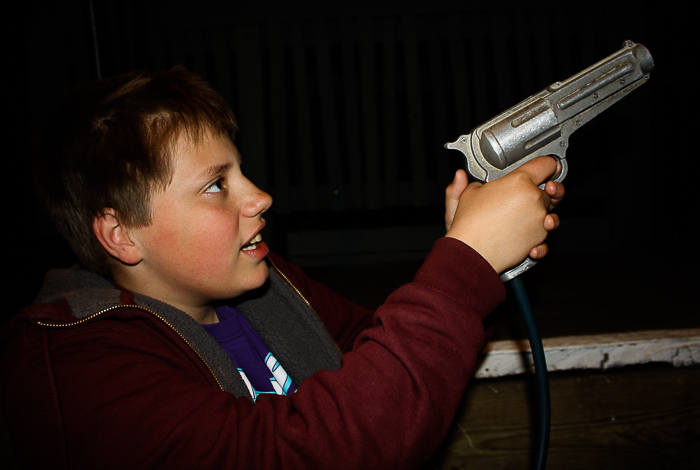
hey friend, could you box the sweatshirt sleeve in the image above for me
[273,236,506,467]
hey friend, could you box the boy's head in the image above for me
[35,66,238,276]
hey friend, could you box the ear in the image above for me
[93,208,143,266]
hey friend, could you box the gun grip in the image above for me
[500,257,538,282]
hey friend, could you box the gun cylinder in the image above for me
[479,99,560,170]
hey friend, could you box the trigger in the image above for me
[553,157,568,183]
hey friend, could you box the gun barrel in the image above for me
[451,40,654,181]
[547,41,653,121]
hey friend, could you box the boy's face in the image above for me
[128,132,272,315]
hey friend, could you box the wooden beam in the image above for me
[475,329,700,378]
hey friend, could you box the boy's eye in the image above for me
[205,179,224,193]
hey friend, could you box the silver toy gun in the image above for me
[445,40,654,281]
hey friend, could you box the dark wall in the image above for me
[4,1,695,320]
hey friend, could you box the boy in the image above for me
[1,66,563,469]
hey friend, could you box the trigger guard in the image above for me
[552,156,567,183]
[538,156,567,189]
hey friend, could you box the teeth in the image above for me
[242,233,263,251]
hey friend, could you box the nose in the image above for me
[241,180,273,218]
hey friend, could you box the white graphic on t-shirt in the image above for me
[265,352,294,394]
[237,352,293,402]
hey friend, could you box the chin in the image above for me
[251,263,270,288]
[234,262,270,296]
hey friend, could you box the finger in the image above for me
[529,243,549,259]
[544,180,564,198]
[517,156,560,186]
[544,213,560,231]
[544,180,565,209]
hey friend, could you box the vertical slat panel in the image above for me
[381,16,399,207]
[312,20,345,211]
[340,21,364,209]
[534,32,555,90]
[553,9,574,81]
[266,22,292,213]
[448,15,472,134]
[290,20,318,211]
[166,27,188,68]
[401,14,428,206]
[184,27,207,78]
[426,15,452,191]
[232,22,267,190]
[358,17,382,210]
[512,22,537,100]
[147,26,170,71]
[578,26,598,70]
[488,12,513,112]
[468,33,489,125]
[209,27,233,109]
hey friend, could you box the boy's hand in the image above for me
[444,156,565,274]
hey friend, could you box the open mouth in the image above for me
[242,233,263,251]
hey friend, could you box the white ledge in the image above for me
[474,328,700,378]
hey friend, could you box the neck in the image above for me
[109,266,220,325]
[195,306,220,325]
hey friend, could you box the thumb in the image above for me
[446,169,469,201]
[444,169,469,231]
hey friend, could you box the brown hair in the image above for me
[35,66,238,275]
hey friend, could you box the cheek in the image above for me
[147,209,240,271]
[185,211,241,264]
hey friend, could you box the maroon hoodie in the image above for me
[1,237,504,469]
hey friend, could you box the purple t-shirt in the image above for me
[202,304,297,401]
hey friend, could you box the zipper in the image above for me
[37,304,225,391]
[268,258,317,315]
[268,258,343,354]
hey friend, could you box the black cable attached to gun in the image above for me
[510,276,550,470]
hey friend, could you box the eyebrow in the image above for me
[196,162,233,181]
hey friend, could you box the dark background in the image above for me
[3,1,697,335]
